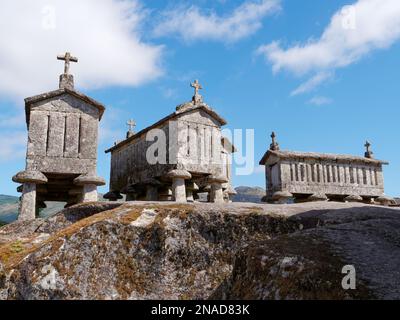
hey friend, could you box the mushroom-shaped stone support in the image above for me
[375,195,394,207]
[307,193,328,202]
[12,171,48,222]
[166,170,192,203]
[13,170,48,184]
[74,175,106,186]
[208,175,228,204]
[74,175,106,203]
[104,191,123,202]
[272,191,293,204]
[344,195,363,203]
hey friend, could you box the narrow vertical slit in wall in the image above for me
[317,165,321,183]
[78,116,82,155]
[332,166,336,183]
[327,166,331,183]
[204,128,207,159]
[337,166,341,183]
[311,164,315,182]
[45,115,51,155]
[187,125,190,156]
[362,168,367,185]
[290,164,294,181]
[374,169,378,186]
[197,126,200,160]
[63,116,67,155]
[210,130,213,159]
[295,164,299,181]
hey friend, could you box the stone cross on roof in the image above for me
[191,80,203,105]
[270,132,280,151]
[127,119,136,132]
[364,140,374,159]
[126,119,136,139]
[57,52,78,75]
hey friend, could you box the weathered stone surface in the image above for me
[13,64,106,220]
[105,89,234,204]
[12,171,48,184]
[0,201,399,300]
[74,175,106,187]
[344,195,363,202]
[260,134,389,203]
[213,205,400,300]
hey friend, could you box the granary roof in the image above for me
[105,101,227,153]
[24,87,106,126]
[259,149,389,166]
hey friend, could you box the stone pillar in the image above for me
[208,175,228,204]
[172,178,187,203]
[19,183,37,221]
[166,170,192,203]
[186,182,199,203]
[146,185,159,201]
[82,184,98,202]
[211,184,224,203]
[13,170,48,221]
[159,187,173,202]
[74,174,106,204]
[186,189,194,202]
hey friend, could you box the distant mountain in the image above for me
[0,194,66,225]
[0,195,20,224]
[233,186,265,203]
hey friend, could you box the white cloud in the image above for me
[258,0,400,91]
[290,72,333,96]
[154,0,281,43]
[0,0,163,100]
[308,96,333,106]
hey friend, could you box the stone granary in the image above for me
[259,133,392,205]
[105,80,236,203]
[13,52,106,221]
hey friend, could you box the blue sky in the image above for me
[0,0,399,197]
